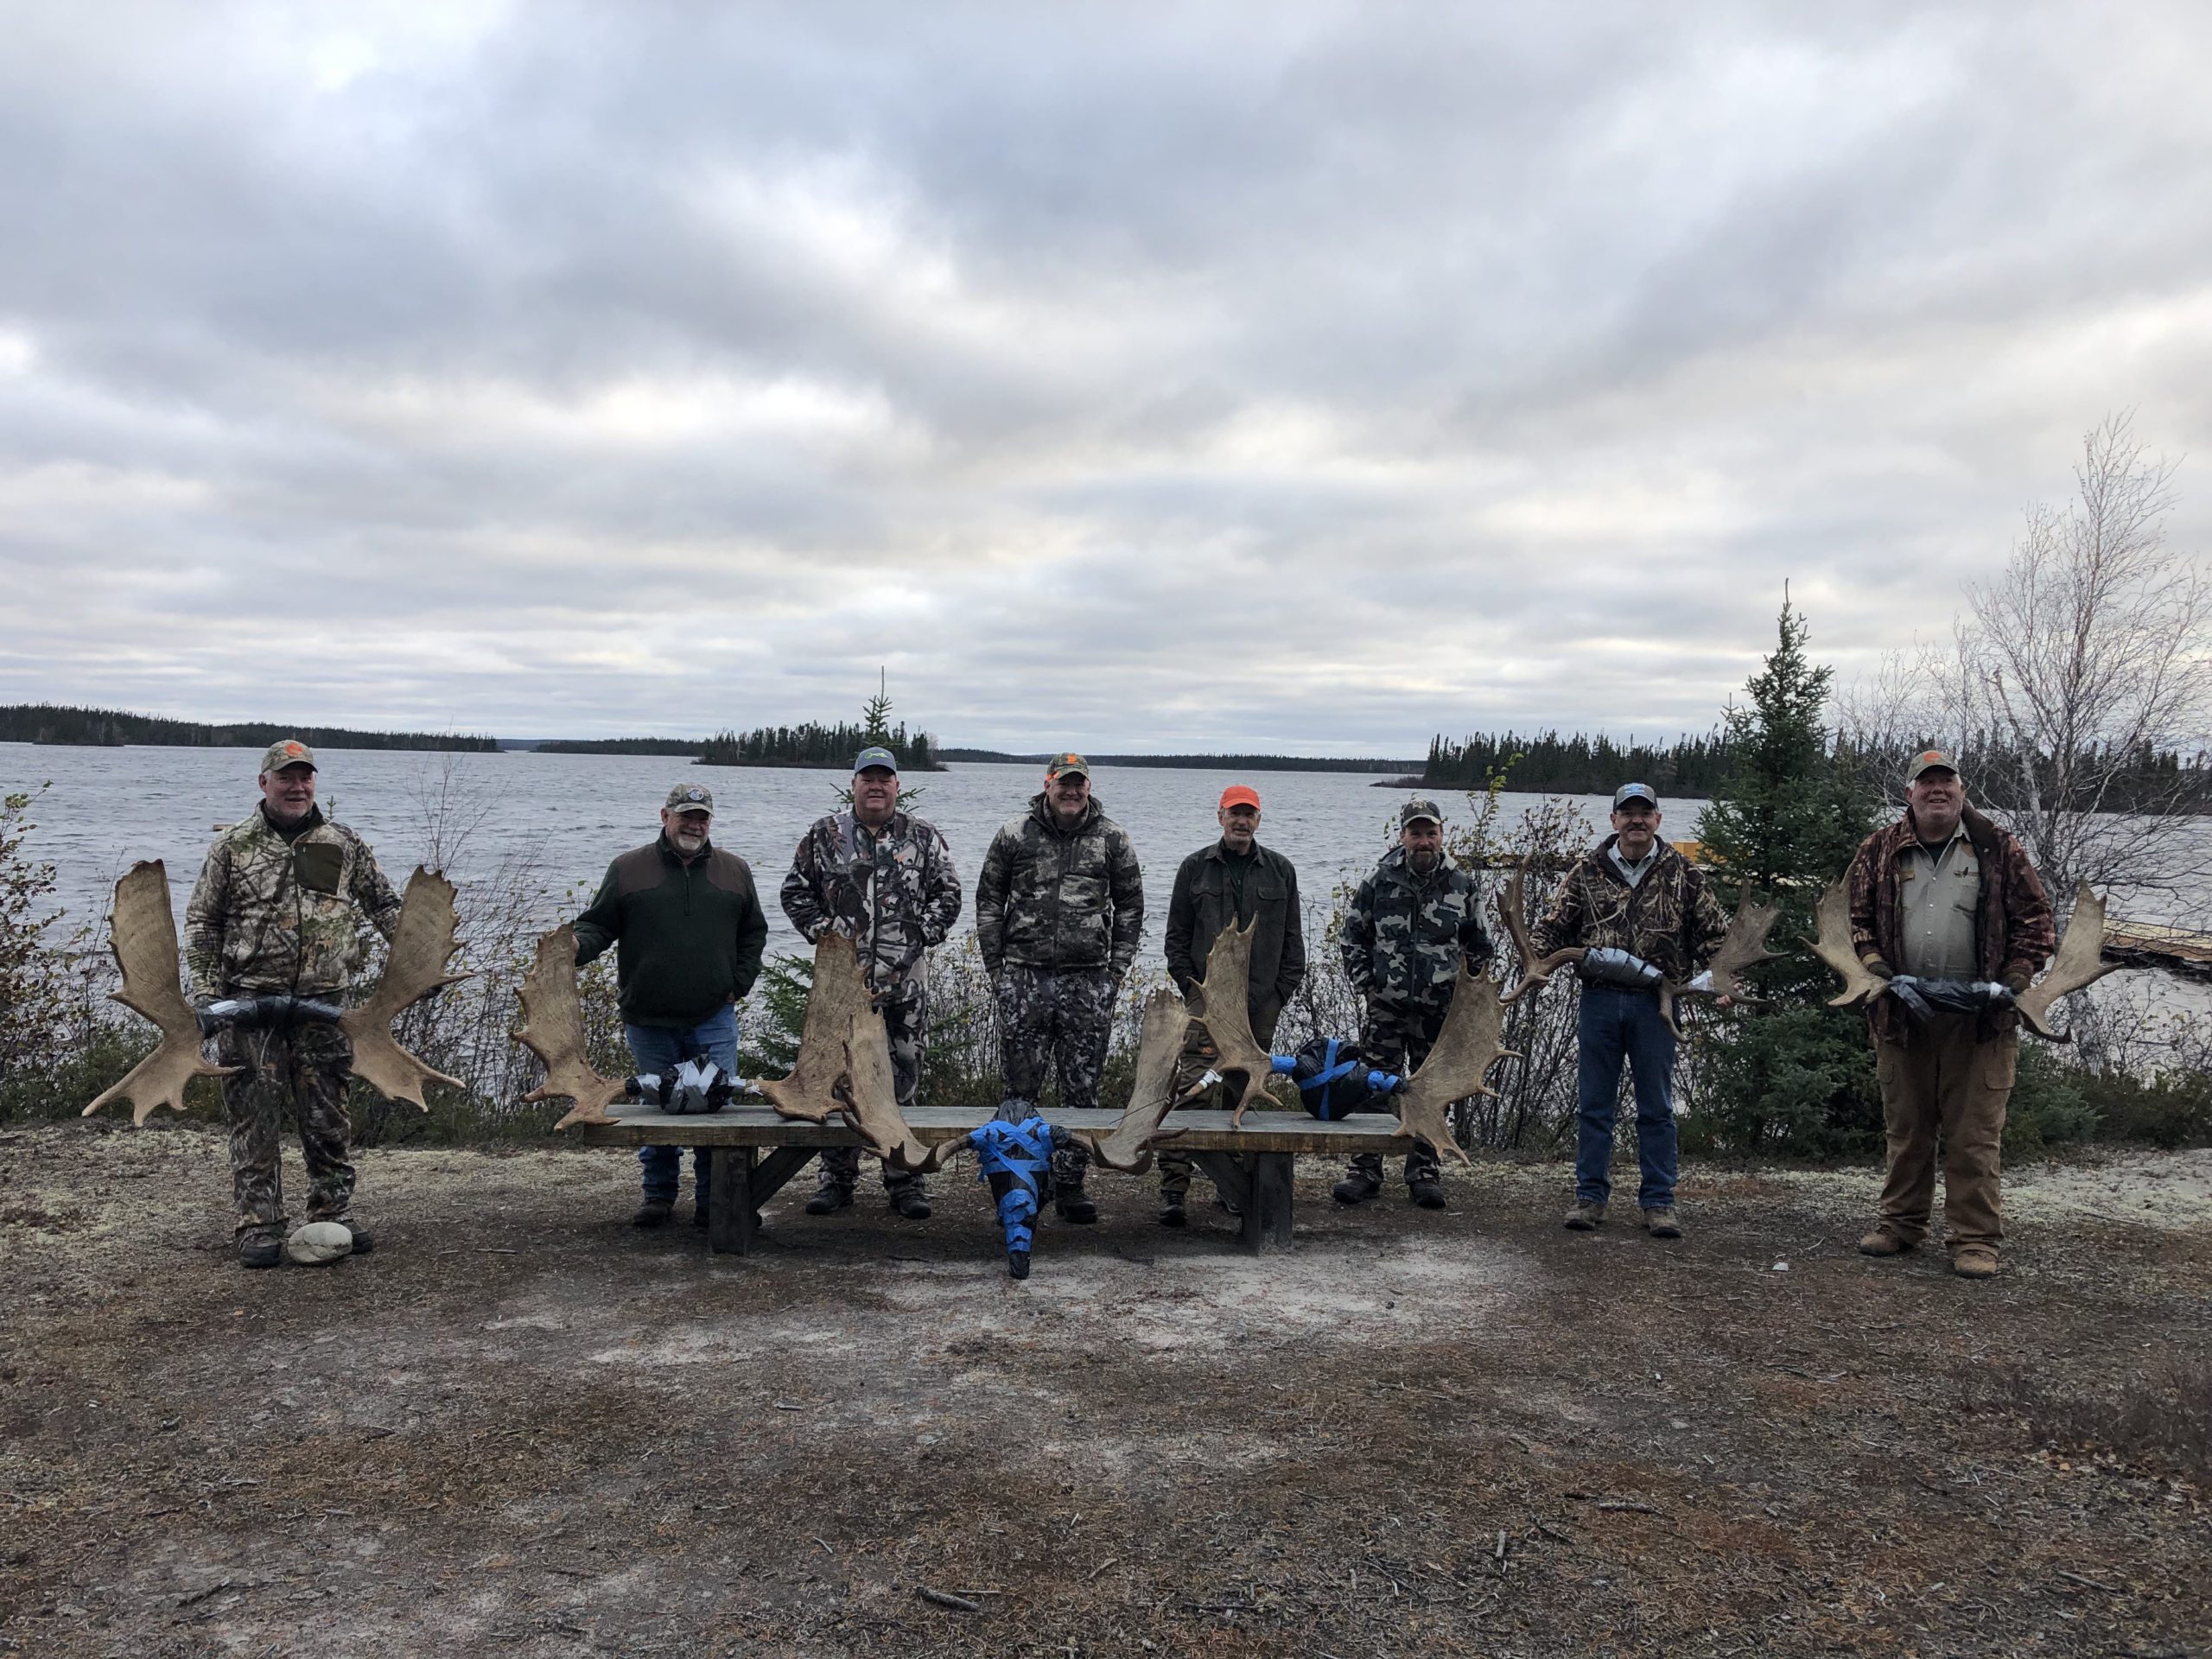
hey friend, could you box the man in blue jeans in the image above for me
[1529,784,1729,1238]
[573,783,771,1228]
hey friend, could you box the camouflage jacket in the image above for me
[1847,804,2053,1044]
[1529,836,1727,983]
[779,809,963,989]
[1340,847,1492,1014]
[184,804,404,997]
[975,794,1144,978]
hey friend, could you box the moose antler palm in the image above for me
[86,861,465,1123]
[1806,881,1888,1009]
[516,924,631,1129]
[1071,987,1198,1173]
[1188,918,1295,1128]
[1391,968,1515,1167]
[1654,888,1782,1038]
[82,862,239,1124]
[1497,867,1585,1001]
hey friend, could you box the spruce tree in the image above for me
[1688,597,1884,1154]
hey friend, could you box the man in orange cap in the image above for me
[1158,785,1306,1225]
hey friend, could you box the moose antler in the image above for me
[1806,880,1891,1009]
[83,861,239,1124]
[2016,884,2121,1041]
[338,868,469,1109]
[517,924,630,1129]
[1072,987,1197,1173]
[838,1010,955,1173]
[1391,968,1514,1168]
[1190,918,1295,1128]
[1497,866,1585,1001]
[1655,887,1782,1037]
[755,932,875,1123]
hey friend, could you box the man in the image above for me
[975,753,1144,1223]
[1531,783,1728,1239]
[780,746,963,1220]
[185,740,405,1268]
[1847,751,2053,1279]
[574,782,770,1229]
[1333,799,1491,1211]
[1158,785,1306,1226]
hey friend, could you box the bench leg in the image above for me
[1244,1152,1295,1253]
[707,1147,747,1255]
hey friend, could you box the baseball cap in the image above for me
[1905,749,1960,783]
[1045,753,1090,780]
[259,739,316,773]
[1612,783,1658,810]
[664,782,715,815]
[853,746,899,774]
[1218,785,1262,812]
[1400,798,1442,828]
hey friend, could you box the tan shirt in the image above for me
[1898,825,1981,979]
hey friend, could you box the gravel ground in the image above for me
[2,1123,2207,1658]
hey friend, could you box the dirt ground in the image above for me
[2,1123,2208,1659]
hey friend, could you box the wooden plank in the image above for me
[707,1147,743,1256]
[1246,1153,1295,1253]
[748,1146,819,1208]
[573,1105,1409,1154]
[1190,1151,1253,1214]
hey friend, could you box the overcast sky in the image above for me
[3,3,2209,753]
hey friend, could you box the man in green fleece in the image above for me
[573,783,770,1228]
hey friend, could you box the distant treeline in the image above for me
[532,737,701,756]
[0,703,497,753]
[702,721,942,771]
[1426,730,1733,798]
[938,749,1421,772]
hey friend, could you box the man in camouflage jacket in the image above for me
[1333,799,1492,1210]
[184,740,404,1268]
[974,753,1144,1222]
[1846,751,2052,1279]
[1531,784,1727,1239]
[780,747,963,1220]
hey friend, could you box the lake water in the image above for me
[3,741,1623,957]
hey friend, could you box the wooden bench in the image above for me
[574,1106,1414,1256]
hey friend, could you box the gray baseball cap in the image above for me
[853,746,899,774]
[664,782,715,815]
[1612,783,1658,810]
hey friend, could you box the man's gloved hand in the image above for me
[193,998,225,1039]
[1860,956,1895,980]
[1976,981,2017,1009]
[2004,969,2032,996]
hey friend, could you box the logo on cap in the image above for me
[1906,749,1959,782]
[1400,798,1442,827]
[1046,753,1090,780]
[664,783,715,814]
[853,746,900,774]
[1612,783,1658,810]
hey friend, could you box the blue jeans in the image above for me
[624,1006,739,1202]
[1574,985,1678,1210]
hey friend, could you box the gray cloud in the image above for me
[3,1,2210,752]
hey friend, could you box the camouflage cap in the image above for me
[1905,748,1961,783]
[1400,798,1442,828]
[259,738,316,773]
[852,745,899,774]
[664,782,715,815]
[1045,752,1090,780]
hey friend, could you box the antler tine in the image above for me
[1074,987,1196,1173]
[1190,918,1293,1128]
[1803,881,1888,1010]
[339,867,467,1110]
[1392,969,1514,1169]
[2015,883,2122,1042]
[83,861,238,1124]
[1656,887,1783,1039]
[515,923,630,1129]
[839,1010,957,1173]
[755,932,873,1124]
[1498,865,1584,1001]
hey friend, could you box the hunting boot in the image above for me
[331,1215,376,1255]
[1406,1146,1446,1210]
[890,1177,933,1221]
[1159,1197,1188,1228]
[1563,1200,1605,1231]
[632,1197,674,1229]
[1857,1227,1916,1256]
[1333,1154,1383,1205]
[1055,1178,1098,1224]
[238,1233,283,1269]
[804,1172,855,1216]
[1952,1246,1999,1280]
[1642,1206,1682,1240]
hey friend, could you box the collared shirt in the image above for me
[1898,823,1981,979]
[1609,843,1660,889]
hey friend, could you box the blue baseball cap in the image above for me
[1612,783,1658,810]
[853,746,899,774]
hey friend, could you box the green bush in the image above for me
[2002,1042,2101,1157]
[2081,1065,2212,1149]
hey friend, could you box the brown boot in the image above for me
[1857,1228,1916,1256]
[1564,1201,1605,1231]
[1952,1246,1999,1280]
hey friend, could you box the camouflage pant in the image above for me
[818,978,925,1195]
[1346,1001,1446,1186]
[1160,1007,1278,1201]
[996,964,1116,1186]
[216,1020,356,1242]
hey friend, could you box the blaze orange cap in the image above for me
[1218,785,1261,811]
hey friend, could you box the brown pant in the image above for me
[1872,1014,2016,1253]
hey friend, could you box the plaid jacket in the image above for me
[1845,804,2054,1043]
